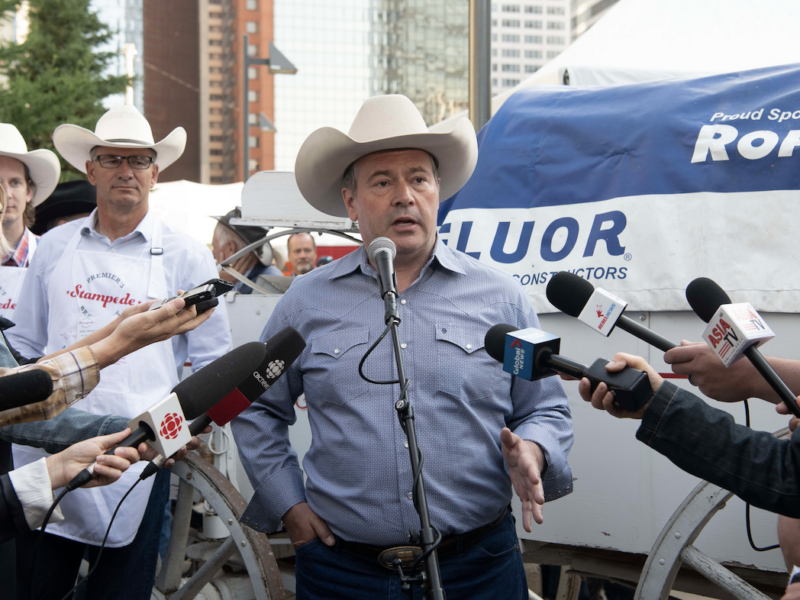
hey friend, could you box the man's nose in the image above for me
[393,180,415,205]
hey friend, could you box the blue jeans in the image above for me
[15,466,170,600]
[295,511,527,600]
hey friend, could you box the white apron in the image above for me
[0,232,36,321]
[13,216,178,547]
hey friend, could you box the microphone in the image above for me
[65,342,268,490]
[685,277,800,417]
[139,327,306,479]
[0,369,54,412]
[546,272,677,352]
[485,324,653,412]
[368,237,399,323]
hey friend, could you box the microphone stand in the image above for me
[381,280,446,600]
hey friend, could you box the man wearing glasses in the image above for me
[6,105,232,600]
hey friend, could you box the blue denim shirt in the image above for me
[233,238,574,545]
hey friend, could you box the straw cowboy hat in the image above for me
[0,124,61,207]
[53,104,186,174]
[294,94,478,218]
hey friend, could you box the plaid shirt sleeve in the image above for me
[0,347,100,427]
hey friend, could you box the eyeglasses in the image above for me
[93,155,155,170]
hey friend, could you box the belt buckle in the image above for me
[377,545,423,571]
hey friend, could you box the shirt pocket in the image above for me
[306,327,372,406]
[435,323,509,403]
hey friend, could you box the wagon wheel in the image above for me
[635,427,790,600]
[153,451,285,600]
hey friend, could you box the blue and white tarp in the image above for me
[438,63,800,313]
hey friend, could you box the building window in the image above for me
[492,3,497,12]
[547,21,565,29]
[492,33,498,41]
[502,19,520,27]
[502,79,520,86]
[547,6,565,14]
[209,94,223,100]
[246,21,258,33]
[249,136,259,148]
[249,159,259,172]
[491,48,497,56]
[492,19,497,26]
[524,20,542,28]
[249,113,258,125]
[210,108,223,115]
[246,0,258,9]
[211,177,224,183]
[492,78,498,86]
[492,63,498,71]
[248,90,258,102]
[501,48,520,57]
[209,39,222,46]
[524,65,540,73]
[210,136,224,142]
[248,67,258,79]
[501,64,520,72]
[546,36,565,44]
[501,4,519,11]
[547,50,561,58]
[525,5,542,13]
[248,44,258,56]
[209,67,223,73]
[524,49,542,58]
[501,34,519,42]
[524,35,542,43]
[210,149,223,155]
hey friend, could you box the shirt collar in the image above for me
[2,228,36,268]
[81,207,153,243]
[327,235,466,281]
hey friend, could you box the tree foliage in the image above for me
[0,0,128,179]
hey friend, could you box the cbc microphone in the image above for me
[546,271,677,352]
[368,237,399,323]
[485,324,652,412]
[65,342,268,491]
[686,277,800,417]
[140,327,306,479]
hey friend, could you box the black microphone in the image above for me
[368,237,399,323]
[546,271,677,352]
[65,342,268,490]
[140,327,306,479]
[485,324,653,412]
[0,369,54,412]
[686,277,800,417]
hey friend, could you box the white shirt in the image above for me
[7,208,232,373]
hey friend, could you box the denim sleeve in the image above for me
[0,408,129,455]
[637,381,800,518]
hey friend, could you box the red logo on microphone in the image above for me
[510,339,523,348]
[596,305,604,318]
[160,413,184,440]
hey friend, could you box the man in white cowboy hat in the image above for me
[233,94,573,599]
[6,104,233,600]
[0,124,61,322]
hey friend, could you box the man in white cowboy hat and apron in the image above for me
[0,124,61,322]
[6,105,233,599]
[232,95,573,599]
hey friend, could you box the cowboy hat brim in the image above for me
[0,148,60,207]
[294,117,478,219]
[52,124,187,174]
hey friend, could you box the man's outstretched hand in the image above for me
[501,427,545,532]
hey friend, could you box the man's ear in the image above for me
[342,188,359,222]
[86,160,97,185]
[150,163,159,188]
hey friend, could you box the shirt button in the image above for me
[407,492,413,499]
[466,344,472,350]
[400,299,407,305]
[400,343,407,349]
[111,248,116,253]
[403,441,409,448]
[333,348,340,354]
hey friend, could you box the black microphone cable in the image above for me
[58,478,142,600]
[742,399,780,553]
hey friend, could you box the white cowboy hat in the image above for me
[294,94,478,218]
[0,124,61,207]
[53,104,186,174]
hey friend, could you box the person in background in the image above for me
[7,104,232,600]
[211,207,282,294]
[0,124,61,322]
[30,179,96,236]
[286,231,317,275]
